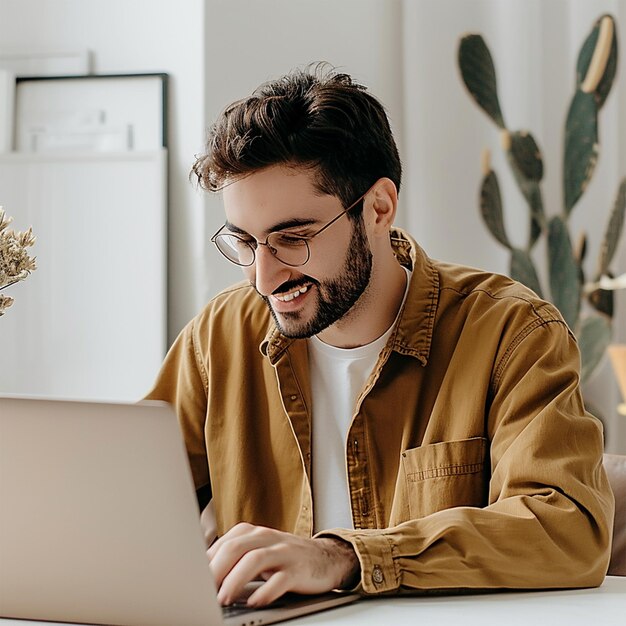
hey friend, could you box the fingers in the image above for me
[206,523,358,608]
[209,525,277,587]
[208,524,292,604]
[217,545,286,605]
[247,570,291,607]
[207,522,261,562]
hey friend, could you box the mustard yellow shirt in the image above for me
[146,228,614,594]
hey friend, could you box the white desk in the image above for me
[1,577,624,626]
[297,577,626,625]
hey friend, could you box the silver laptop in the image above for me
[0,397,359,626]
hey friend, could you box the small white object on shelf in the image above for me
[0,47,91,77]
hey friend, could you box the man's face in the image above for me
[222,166,372,338]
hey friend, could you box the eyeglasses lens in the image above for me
[216,234,255,266]
[215,232,309,267]
[266,232,309,266]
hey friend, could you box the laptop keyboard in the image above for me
[222,602,255,617]
[222,594,294,617]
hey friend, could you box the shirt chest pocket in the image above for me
[400,437,489,520]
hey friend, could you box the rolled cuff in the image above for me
[315,528,399,594]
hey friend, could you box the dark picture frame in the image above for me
[13,73,168,152]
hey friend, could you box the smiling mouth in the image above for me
[273,284,310,302]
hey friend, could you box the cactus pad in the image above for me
[548,215,582,329]
[564,90,599,215]
[598,177,626,275]
[578,314,612,383]
[458,34,505,128]
[480,170,511,249]
[510,248,543,298]
[576,14,618,109]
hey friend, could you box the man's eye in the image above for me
[222,235,256,252]
[274,234,307,247]
[234,236,256,247]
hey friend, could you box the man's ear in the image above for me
[364,178,398,234]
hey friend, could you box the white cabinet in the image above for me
[0,150,167,401]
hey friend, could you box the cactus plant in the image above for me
[458,14,625,384]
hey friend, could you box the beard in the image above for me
[259,214,373,339]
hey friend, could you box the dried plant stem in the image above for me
[0,206,37,316]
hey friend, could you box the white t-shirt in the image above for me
[308,267,411,532]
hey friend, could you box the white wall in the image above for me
[0,0,207,342]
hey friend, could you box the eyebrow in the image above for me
[224,217,320,237]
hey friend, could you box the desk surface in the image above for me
[1,576,624,626]
[297,576,626,625]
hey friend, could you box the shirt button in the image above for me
[290,394,297,401]
[372,565,384,585]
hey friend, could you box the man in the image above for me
[147,66,613,608]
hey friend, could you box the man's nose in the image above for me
[252,244,291,296]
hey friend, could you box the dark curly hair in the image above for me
[192,63,402,214]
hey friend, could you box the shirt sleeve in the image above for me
[144,317,211,498]
[317,319,615,594]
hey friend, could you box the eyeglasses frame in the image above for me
[210,184,373,267]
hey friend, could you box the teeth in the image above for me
[275,285,309,302]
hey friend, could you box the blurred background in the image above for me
[0,0,624,451]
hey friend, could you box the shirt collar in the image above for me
[386,228,439,365]
[260,227,439,366]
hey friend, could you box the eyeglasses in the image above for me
[210,186,371,267]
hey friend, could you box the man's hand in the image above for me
[207,523,360,607]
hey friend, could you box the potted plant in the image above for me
[457,14,625,385]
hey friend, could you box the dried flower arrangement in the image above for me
[0,207,37,316]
